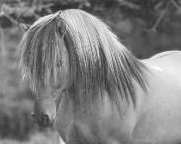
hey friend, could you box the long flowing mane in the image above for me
[19,9,148,109]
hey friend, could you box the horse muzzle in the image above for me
[31,113,55,128]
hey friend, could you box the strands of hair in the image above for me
[19,9,148,109]
[19,12,62,91]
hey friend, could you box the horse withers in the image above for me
[19,9,181,144]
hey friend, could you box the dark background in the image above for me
[0,0,181,142]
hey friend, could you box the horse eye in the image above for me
[56,60,62,67]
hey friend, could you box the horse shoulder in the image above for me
[132,55,181,143]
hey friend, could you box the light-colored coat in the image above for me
[55,51,181,144]
[19,8,181,144]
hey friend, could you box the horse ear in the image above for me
[19,23,30,32]
[57,20,66,37]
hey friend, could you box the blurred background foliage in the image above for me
[0,0,181,142]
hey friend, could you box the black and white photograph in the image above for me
[0,0,181,144]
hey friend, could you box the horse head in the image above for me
[19,11,70,127]
[19,9,147,129]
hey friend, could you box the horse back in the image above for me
[143,50,181,77]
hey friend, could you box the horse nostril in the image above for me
[40,114,51,127]
[31,113,37,122]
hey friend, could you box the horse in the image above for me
[18,9,181,144]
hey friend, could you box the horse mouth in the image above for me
[31,113,55,128]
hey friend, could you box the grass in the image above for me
[0,131,62,144]
[0,27,36,139]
